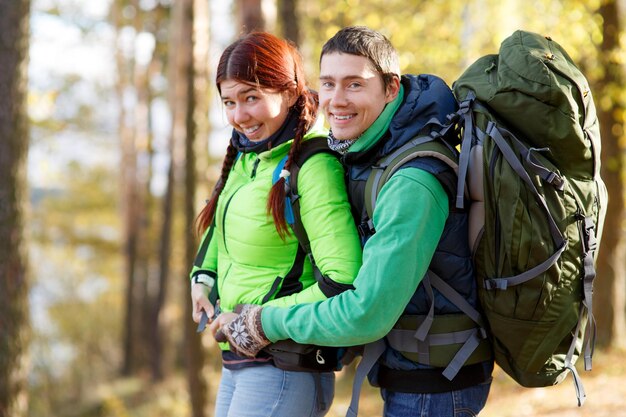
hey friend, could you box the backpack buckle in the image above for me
[582,216,597,253]
[357,219,376,236]
[458,98,473,113]
[478,327,489,339]
[484,278,508,291]
[546,172,565,191]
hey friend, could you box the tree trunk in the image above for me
[152,151,173,381]
[148,6,178,380]
[0,0,31,416]
[237,0,265,32]
[184,0,210,414]
[278,0,300,46]
[113,0,142,376]
[594,0,626,349]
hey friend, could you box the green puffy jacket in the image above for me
[191,129,362,318]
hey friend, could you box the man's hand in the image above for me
[213,304,270,357]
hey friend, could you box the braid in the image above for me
[267,92,318,240]
[195,143,239,236]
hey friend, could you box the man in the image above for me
[212,26,493,416]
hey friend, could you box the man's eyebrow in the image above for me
[319,74,364,81]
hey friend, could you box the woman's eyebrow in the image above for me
[221,86,258,100]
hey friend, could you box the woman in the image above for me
[189,32,362,417]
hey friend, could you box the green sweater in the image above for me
[190,130,362,316]
[261,167,448,345]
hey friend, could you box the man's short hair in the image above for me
[321,26,400,87]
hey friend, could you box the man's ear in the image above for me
[385,76,401,104]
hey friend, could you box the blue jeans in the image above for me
[381,381,492,417]
[215,365,335,417]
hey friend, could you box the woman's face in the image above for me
[220,80,296,142]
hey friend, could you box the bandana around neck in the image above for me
[327,130,358,154]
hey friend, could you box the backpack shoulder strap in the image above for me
[364,134,460,219]
[272,136,338,258]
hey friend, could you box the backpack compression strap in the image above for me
[386,271,490,378]
[481,122,568,289]
[482,121,594,406]
[457,98,572,290]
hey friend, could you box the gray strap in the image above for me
[502,130,565,190]
[566,363,586,407]
[346,339,386,417]
[487,123,564,246]
[562,302,588,406]
[456,98,476,209]
[582,293,596,371]
[483,123,568,290]
[387,327,481,350]
[385,271,488,380]
[415,273,435,341]
[368,135,442,214]
[580,216,598,371]
[520,145,565,190]
[484,244,567,290]
[442,329,483,380]
[428,271,485,327]
[427,271,488,379]
[367,165,385,216]
[413,274,434,365]
[375,120,457,168]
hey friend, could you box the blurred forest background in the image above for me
[2,0,626,416]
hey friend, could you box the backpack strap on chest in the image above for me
[272,137,337,259]
[364,134,460,219]
[347,130,492,415]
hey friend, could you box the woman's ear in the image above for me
[385,76,401,104]
[285,88,299,108]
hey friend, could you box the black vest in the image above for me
[343,142,479,318]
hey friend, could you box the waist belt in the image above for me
[263,340,339,372]
[377,361,493,393]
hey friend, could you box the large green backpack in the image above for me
[453,30,607,404]
[365,30,607,406]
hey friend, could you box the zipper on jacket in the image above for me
[220,184,245,253]
[251,158,261,179]
[261,276,283,304]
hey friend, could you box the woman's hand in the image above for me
[211,304,270,357]
[191,283,215,323]
[208,312,238,337]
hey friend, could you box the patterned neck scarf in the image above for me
[327,129,359,154]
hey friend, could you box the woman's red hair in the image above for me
[195,32,318,238]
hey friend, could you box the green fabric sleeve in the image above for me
[262,167,449,345]
[264,152,362,308]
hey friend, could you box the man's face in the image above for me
[319,52,397,140]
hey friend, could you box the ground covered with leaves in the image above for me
[328,348,626,417]
[78,348,626,417]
